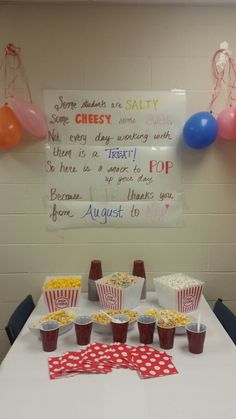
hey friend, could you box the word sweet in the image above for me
[145,114,173,125]
[75,114,111,124]
[81,204,124,224]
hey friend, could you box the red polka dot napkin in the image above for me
[101,343,137,370]
[48,343,178,380]
[48,348,112,380]
[129,345,178,379]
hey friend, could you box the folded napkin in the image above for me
[48,343,178,380]
[129,345,178,379]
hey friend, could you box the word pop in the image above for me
[149,160,173,174]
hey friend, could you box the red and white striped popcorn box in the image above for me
[43,275,81,312]
[153,274,204,313]
[95,273,144,310]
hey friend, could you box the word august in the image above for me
[81,204,124,224]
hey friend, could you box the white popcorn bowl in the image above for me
[153,274,204,313]
[28,307,80,337]
[95,273,144,310]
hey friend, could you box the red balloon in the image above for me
[10,96,48,139]
[217,106,236,140]
[0,106,22,148]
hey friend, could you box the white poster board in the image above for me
[44,90,185,228]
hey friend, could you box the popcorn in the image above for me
[153,274,204,313]
[31,310,76,328]
[157,273,202,290]
[104,272,137,288]
[92,310,138,325]
[145,309,190,326]
[157,317,176,328]
[44,276,81,289]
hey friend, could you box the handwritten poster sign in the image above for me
[44,90,185,228]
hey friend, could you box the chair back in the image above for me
[5,295,35,345]
[213,298,236,345]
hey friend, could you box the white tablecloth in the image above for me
[0,293,236,419]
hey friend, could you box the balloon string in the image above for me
[227,57,236,106]
[209,48,236,113]
[3,43,33,103]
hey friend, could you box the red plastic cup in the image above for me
[186,323,206,354]
[89,260,102,280]
[74,315,92,345]
[88,260,103,301]
[132,260,146,300]
[157,323,176,349]
[40,320,59,352]
[111,314,129,343]
[138,314,156,344]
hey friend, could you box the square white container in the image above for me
[95,273,144,310]
[43,275,82,312]
[153,274,204,313]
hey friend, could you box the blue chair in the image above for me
[213,298,236,345]
[5,295,35,345]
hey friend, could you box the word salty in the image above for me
[105,147,137,161]
[75,114,111,124]
[125,99,159,111]
[81,204,124,224]
[149,160,173,174]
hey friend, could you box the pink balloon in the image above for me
[217,106,236,140]
[10,96,48,139]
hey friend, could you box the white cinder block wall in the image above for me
[1,3,236,361]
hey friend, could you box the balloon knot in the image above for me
[5,43,21,57]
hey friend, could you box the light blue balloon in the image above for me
[183,112,218,149]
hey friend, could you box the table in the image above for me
[0,293,236,419]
